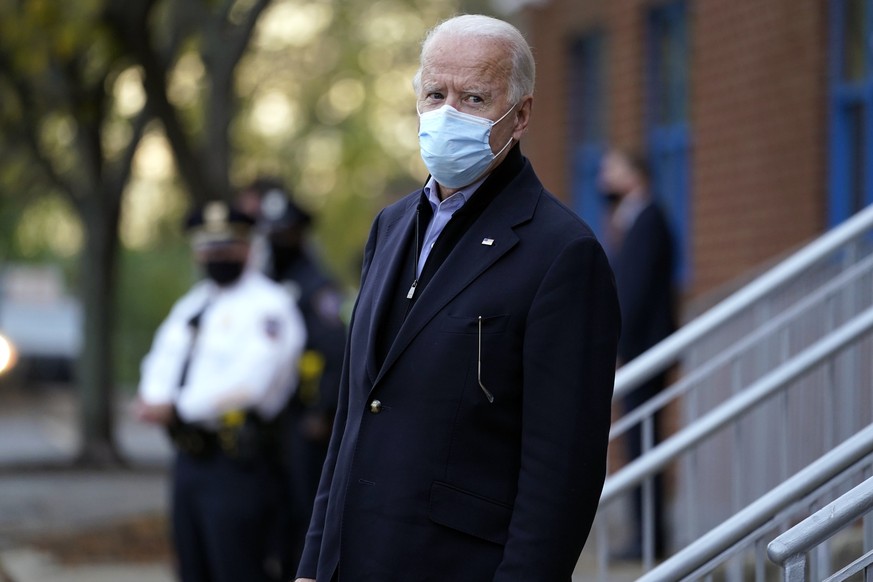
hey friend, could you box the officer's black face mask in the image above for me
[270,240,302,275]
[601,191,623,209]
[205,260,245,286]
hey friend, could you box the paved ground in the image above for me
[0,384,174,582]
[0,384,645,582]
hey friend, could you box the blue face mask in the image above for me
[418,104,516,189]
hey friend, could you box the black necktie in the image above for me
[177,300,210,389]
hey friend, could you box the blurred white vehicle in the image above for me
[0,265,82,384]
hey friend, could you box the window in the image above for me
[646,0,691,284]
[829,0,873,225]
[568,32,607,240]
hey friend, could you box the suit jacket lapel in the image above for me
[363,196,419,383]
[372,164,540,388]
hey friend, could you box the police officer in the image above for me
[135,201,306,582]
[237,179,347,579]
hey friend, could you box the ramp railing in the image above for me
[591,204,873,576]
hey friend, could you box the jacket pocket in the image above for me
[428,481,513,545]
[440,313,510,335]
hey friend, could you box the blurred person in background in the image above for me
[237,179,347,579]
[599,148,677,560]
[296,14,620,582]
[135,201,306,582]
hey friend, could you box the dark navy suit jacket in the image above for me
[298,148,620,581]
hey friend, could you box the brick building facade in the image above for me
[518,0,835,301]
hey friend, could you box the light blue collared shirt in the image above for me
[416,175,488,277]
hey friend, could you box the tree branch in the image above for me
[224,0,272,70]
[104,0,212,204]
[0,54,78,208]
[108,107,151,196]
[62,57,104,191]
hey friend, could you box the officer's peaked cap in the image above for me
[246,178,312,231]
[185,201,255,248]
[262,190,312,232]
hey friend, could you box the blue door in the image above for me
[568,32,607,241]
[646,0,691,285]
[829,0,873,225]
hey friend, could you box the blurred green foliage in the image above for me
[114,241,194,390]
[0,0,471,394]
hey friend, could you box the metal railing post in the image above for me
[784,554,806,582]
[595,205,873,578]
[768,476,873,580]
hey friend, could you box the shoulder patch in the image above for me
[313,289,344,323]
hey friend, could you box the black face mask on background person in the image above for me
[269,241,302,277]
[205,260,245,286]
[601,191,623,209]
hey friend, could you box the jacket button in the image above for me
[369,399,382,414]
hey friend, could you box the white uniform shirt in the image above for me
[138,270,306,426]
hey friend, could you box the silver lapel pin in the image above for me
[481,238,495,246]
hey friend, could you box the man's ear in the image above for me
[512,95,533,140]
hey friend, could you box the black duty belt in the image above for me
[168,410,276,460]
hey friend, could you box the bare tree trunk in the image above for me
[205,65,234,201]
[75,192,124,467]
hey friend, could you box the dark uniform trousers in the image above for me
[272,254,347,580]
[173,449,280,582]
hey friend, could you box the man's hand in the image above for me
[132,397,175,425]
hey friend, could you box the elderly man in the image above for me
[296,14,620,582]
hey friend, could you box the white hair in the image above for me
[412,14,536,104]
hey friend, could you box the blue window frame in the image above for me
[829,0,873,226]
[568,32,607,241]
[646,0,691,284]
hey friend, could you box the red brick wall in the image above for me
[520,0,605,198]
[522,0,827,298]
[691,0,827,295]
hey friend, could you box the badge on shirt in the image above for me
[264,317,282,340]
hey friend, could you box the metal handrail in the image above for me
[634,424,873,582]
[823,550,873,582]
[768,476,873,581]
[613,202,873,399]
[601,303,873,503]
[609,249,873,439]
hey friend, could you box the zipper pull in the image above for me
[406,279,418,299]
